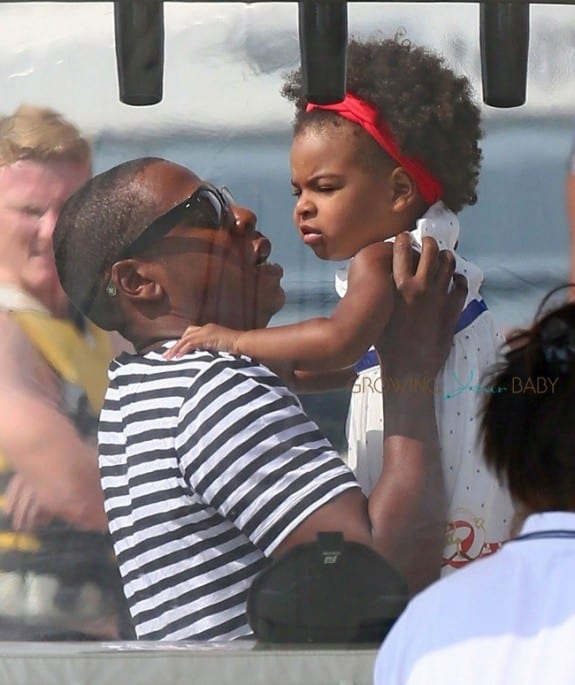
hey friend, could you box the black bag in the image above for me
[247,532,408,643]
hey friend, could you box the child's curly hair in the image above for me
[282,35,482,213]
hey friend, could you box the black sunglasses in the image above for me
[118,184,236,259]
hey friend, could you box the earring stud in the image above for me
[105,281,117,297]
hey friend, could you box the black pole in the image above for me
[298,0,348,105]
[114,0,164,106]
[480,2,530,107]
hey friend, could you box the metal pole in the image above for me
[298,0,348,105]
[114,0,164,106]
[480,1,531,107]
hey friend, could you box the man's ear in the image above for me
[389,167,419,212]
[110,260,164,303]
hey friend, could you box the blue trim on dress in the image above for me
[454,298,487,334]
[354,298,488,373]
[354,349,380,373]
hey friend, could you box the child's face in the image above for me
[289,125,397,261]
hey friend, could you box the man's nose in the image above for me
[38,208,59,240]
[231,204,258,235]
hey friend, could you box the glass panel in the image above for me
[0,0,573,651]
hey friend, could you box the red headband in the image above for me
[305,93,443,205]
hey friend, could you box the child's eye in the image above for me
[291,188,301,197]
[317,186,335,193]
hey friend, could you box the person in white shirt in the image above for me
[374,285,575,685]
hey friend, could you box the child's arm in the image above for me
[166,241,395,371]
[291,367,357,394]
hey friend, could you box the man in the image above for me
[0,105,130,639]
[54,157,466,641]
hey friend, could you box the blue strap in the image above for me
[454,298,487,334]
[354,299,488,373]
[354,349,379,373]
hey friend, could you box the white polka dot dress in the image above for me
[339,202,515,575]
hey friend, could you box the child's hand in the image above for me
[164,323,241,359]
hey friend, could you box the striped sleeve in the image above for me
[175,356,359,556]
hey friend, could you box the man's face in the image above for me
[134,163,285,331]
[0,158,90,311]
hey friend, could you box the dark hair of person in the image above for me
[480,286,575,513]
[281,34,482,213]
[53,157,164,331]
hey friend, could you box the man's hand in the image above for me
[377,233,467,379]
[3,474,53,531]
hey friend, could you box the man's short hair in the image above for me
[0,104,91,167]
[54,157,165,331]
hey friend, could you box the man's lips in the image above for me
[257,261,284,278]
[253,235,283,277]
[254,236,271,264]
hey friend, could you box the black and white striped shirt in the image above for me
[98,345,358,641]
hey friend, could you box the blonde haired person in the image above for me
[0,105,132,640]
[0,104,91,163]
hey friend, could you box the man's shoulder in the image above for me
[185,350,289,394]
[0,310,46,374]
[0,311,69,411]
[172,349,281,376]
[110,348,284,388]
[172,351,302,425]
[0,309,32,343]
